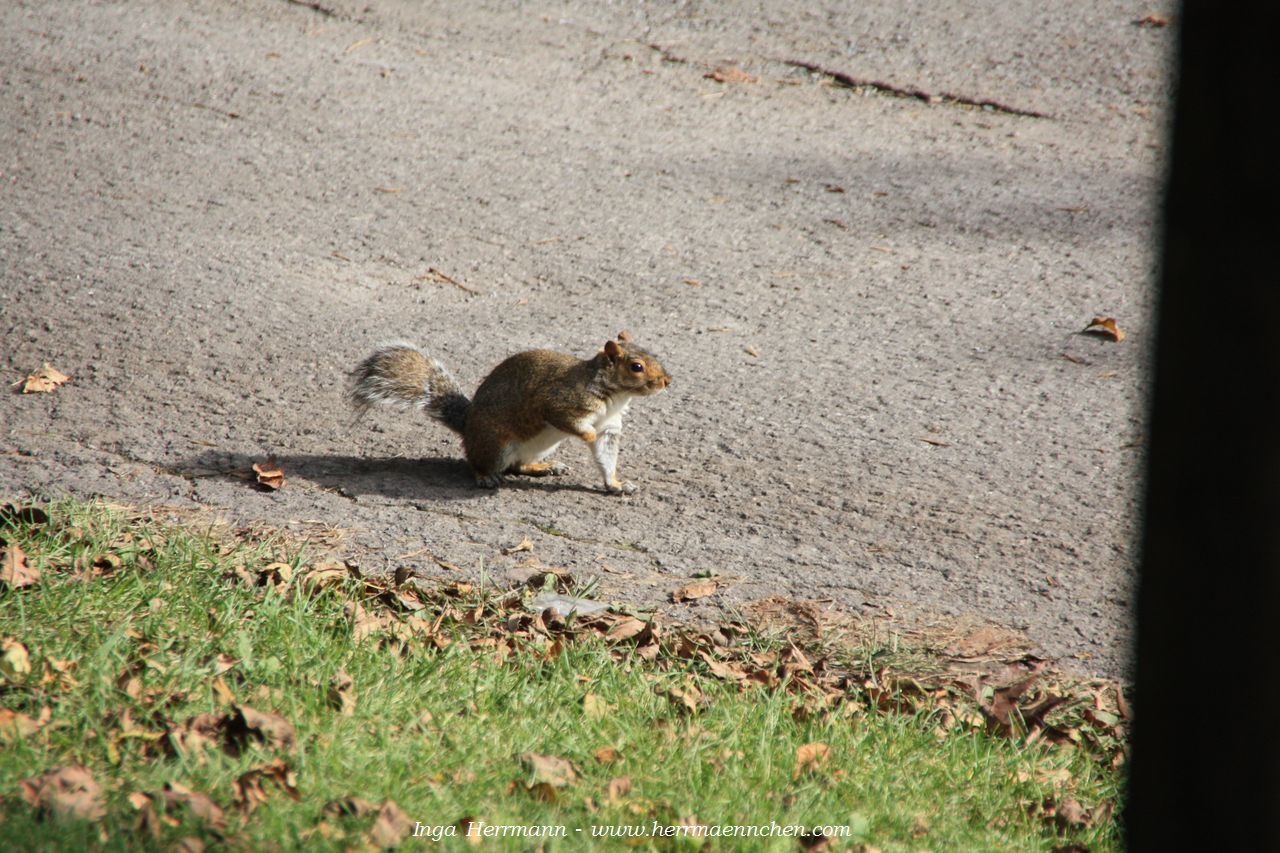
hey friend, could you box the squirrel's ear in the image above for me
[616,330,633,343]
[603,339,623,359]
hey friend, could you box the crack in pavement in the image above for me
[780,58,1054,118]
[641,42,1052,119]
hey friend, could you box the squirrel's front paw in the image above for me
[475,473,505,489]
[605,479,637,495]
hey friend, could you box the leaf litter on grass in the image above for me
[0,500,1128,849]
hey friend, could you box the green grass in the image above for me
[1,500,1123,850]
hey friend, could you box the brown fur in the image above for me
[349,334,670,490]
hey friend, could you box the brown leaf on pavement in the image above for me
[671,580,718,602]
[1082,316,1126,342]
[705,66,758,84]
[252,457,286,490]
[21,363,71,393]
[502,536,535,555]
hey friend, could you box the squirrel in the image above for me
[347,331,671,493]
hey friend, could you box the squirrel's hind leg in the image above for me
[505,427,570,478]
[463,431,516,489]
[512,460,568,477]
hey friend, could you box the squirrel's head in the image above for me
[602,332,671,395]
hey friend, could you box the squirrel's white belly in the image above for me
[513,397,634,465]
[516,425,572,464]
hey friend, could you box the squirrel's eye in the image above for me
[630,362,644,372]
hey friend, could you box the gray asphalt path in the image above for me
[1,0,1173,676]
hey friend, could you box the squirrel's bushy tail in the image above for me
[347,342,470,435]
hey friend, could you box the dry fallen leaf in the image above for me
[1,540,40,589]
[252,457,286,490]
[19,766,107,822]
[699,652,746,681]
[582,693,610,719]
[0,706,50,744]
[161,782,227,831]
[658,682,708,715]
[328,669,356,716]
[705,65,758,84]
[1083,316,1126,342]
[297,561,352,591]
[593,746,623,764]
[605,617,649,642]
[605,776,632,805]
[2,637,33,680]
[794,742,832,778]
[1046,796,1093,833]
[232,759,300,813]
[128,791,165,840]
[370,799,415,848]
[671,581,718,603]
[322,796,379,818]
[457,815,486,845]
[167,712,225,759]
[502,536,535,555]
[228,704,297,753]
[518,752,578,788]
[1134,14,1170,27]
[21,363,71,394]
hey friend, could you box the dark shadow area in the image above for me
[1128,2,1280,847]
[178,450,603,500]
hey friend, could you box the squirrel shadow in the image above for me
[180,450,603,501]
